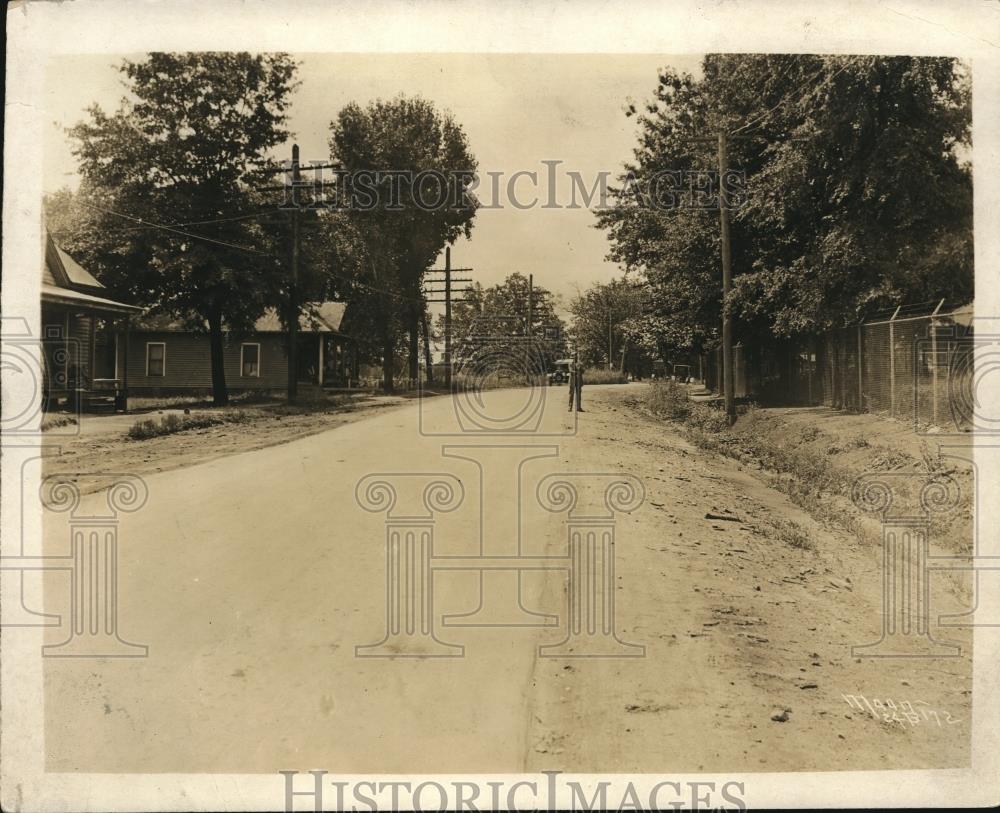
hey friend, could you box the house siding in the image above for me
[127,331,312,392]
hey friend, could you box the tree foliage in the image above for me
[568,278,654,373]
[57,52,300,404]
[329,96,478,390]
[596,54,972,353]
[445,273,568,375]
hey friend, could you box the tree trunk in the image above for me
[207,303,229,406]
[380,294,394,394]
[422,311,434,384]
[407,303,419,385]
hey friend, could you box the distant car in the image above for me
[548,359,573,385]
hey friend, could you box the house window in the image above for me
[241,343,260,377]
[146,342,165,377]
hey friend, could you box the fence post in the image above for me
[930,299,945,427]
[806,340,813,404]
[857,324,864,412]
[888,305,901,417]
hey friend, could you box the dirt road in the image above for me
[41,384,971,774]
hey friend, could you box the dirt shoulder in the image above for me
[633,385,974,559]
[41,393,416,489]
[526,385,972,773]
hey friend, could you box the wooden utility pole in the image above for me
[527,274,534,379]
[444,247,453,387]
[608,308,613,370]
[527,273,534,332]
[424,246,472,386]
[420,311,434,384]
[287,143,301,403]
[425,251,473,387]
[717,132,736,426]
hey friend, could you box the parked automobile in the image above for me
[548,358,573,385]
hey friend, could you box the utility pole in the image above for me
[608,308,613,370]
[287,143,301,404]
[527,274,534,380]
[527,274,534,333]
[717,132,736,426]
[445,247,452,387]
[424,252,473,388]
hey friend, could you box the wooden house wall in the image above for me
[127,331,297,392]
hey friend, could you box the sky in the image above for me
[43,52,704,317]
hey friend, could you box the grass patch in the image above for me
[129,390,280,413]
[744,516,814,550]
[41,414,78,432]
[640,381,972,556]
[261,394,355,417]
[127,410,252,440]
[646,380,729,434]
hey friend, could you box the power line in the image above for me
[51,209,289,239]
[73,198,419,304]
[75,200,270,256]
[117,210,286,231]
[731,55,862,137]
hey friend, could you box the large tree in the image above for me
[596,54,972,355]
[329,96,478,392]
[63,51,299,404]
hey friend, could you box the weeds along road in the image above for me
[41,384,971,774]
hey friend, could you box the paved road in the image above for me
[41,385,972,773]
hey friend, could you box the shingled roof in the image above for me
[253,302,347,333]
[41,229,140,315]
[132,302,350,334]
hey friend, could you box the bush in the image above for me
[582,368,629,385]
[41,414,78,432]
[127,410,251,440]
[645,380,692,421]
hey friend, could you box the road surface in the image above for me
[40,385,971,773]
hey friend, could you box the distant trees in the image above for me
[329,96,478,391]
[568,279,653,373]
[446,273,568,376]
[58,52,300,405]
[595,54,972,358]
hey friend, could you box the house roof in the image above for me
[41,229,140,314]
[253,302,348,333]
[944,302,973,328]
[41,283,142,315]
[132,302,350,335]
[55,243,105,290]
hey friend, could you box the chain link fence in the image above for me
[704,303,974,431]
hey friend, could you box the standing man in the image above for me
[568,354,584,412]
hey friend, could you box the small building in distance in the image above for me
[41,229,141,411]
[126,302,360,396]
